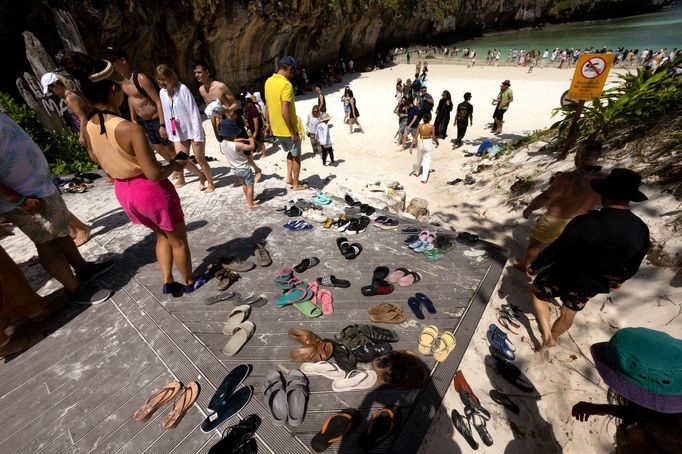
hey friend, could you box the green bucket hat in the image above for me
[591,327,682,413]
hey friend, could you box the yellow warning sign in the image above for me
[567,53,615,101]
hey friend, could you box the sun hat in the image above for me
[40,72,59,94]
[501,80,511,86]
[218,119,243,138]
[590,168,648,202]
[591,327,682,413]
[319,113,331,122]
[279,56,297,67]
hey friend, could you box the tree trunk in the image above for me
[54,10,87,52]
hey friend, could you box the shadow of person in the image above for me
[254,187,287,204]
[196,226,273,275]
[302,174,335,190]
[483,355,563,453]
[88,207,128,238]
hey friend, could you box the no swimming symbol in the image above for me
[581,57,607,79]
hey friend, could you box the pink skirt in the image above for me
[114,175,184,231]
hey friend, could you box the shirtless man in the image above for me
[193,61,261,181]
[515,139,604,273]
[105,47,205,188]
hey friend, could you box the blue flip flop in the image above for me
[409,239,426,250]
[408,297,425,319]
[292,222,313,231]
[487,324,516,361]
[415,293,437,314]
[312,194,331,205]
[274,287,313,307]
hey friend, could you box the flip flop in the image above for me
[317,289,334,315]
[331,369,378,392]
[223,321,255,356]
[387,267,410,283]
[408,297,424,319]
[489,389,520,414]
[311,410,358,453]
[401,226,420,234]
[487,324,516,361]
[330,340,357,373]
[398,271,422,287]
[432,331,457,362]
[317,275,351,288]
[274,268,294,281]
[370,310,406,324]
[418,325,438,355]
[274,287,313,307]
[201,386,254,433]
[336,237,351,255]
[498,312,520,334]
[133,381,183,421]
[372,266,390,282]
[207,364,251,412]
[403,235,419,245]
[300,361,346,380]
[408,239,426,250]
[466,406,493,447]
[223,305,252,335]
[275,277,304,290]
[286,369,309,426]
[343,243,362,260]
[415,293,437,314]
[293,300,323,318]
[161,381,200,429]
[207,415,261,454]
[361,281,394,296]
[263,371,288,426]
[451,409,479,450]
[204,290,239,306]
[359,407,399,449]
[294,257,320,273]
[368,303,404,315]
[238,294,268,308]
[307,281,319,305]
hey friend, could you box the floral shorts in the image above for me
[531,268,596,312]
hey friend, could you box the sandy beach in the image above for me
[198,63,679,453]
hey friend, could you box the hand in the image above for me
[172,158,188,170]
[159,125,168,140]
[19,197,46,215]
[522,207,532,219]
[572,402,595,422]
[291,132,300,143]
[0,223,15,238]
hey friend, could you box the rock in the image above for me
[406,197,429,220]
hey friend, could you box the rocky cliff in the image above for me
[2,0,673,94]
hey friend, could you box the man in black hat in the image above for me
[528,168,650,350]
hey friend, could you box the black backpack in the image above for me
[132,71,161,102]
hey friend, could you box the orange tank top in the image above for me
[86,116,144,180]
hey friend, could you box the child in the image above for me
[219,119,260,208]
[316,113,335,166]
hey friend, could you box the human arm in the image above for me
[0,181,46,214]
[281,101,299,141]
[117,121,183,181]
[529,217,581,271]
[219,84,239,112]
[522,176,567,218]
[64,93,89,147]
[572,402,631,422]
[470,105,474,125]
[235,137,256,154]
[137,73,168,139]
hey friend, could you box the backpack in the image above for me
[132,71,160,102]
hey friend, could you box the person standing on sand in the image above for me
[218,119,260,209]
[516,140,604,273]
[104,47,205,189]
[468,49,477,67]
[316,113,334,166]
[264,56,306,190]
[454,92,473,147]
[347,89,364,134]
[528,168,650,350]
[402,100,420,149]
[155,65,214,193]
[492,80,513,135]
[314,83,326,113]
[306,105,321,156]
[406,52,411,64]
[433,90,452,139]
[341,86,351,124]
[409,112,438,184]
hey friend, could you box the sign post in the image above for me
[561,53,615,158]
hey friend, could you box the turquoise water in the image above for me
[450,3,682,52]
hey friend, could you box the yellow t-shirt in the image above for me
[264,73,298,137]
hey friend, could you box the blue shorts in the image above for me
[232,167,255,186]
[276,137,301,157]
[138,117,172,145]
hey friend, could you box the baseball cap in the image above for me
[40,72,59,94]
[103,46,128,62]
[279,56,297,67]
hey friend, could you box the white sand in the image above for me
[203,63,680,453]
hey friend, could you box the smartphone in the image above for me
[174,151,189,161]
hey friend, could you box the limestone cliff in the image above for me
[2,0,673,93]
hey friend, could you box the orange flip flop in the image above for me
[133,381,183,421]
[162,381,200,429]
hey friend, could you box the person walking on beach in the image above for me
[409,113,438,184]
[394,78,403,113]
[341,85,351,124]
[265,56,306,190]
[62,52,204,295]
[516,140,604,273]
[401,100,420,149]
[492,80,513,135]
[434,90,452,140]
[316,113,334,166]
[155,65,214,193]
[306,105,321,156]
[468,49,477,67]
[454,92,473,147]
[105,48,205,189]
[218,119,260,209]
[347,89,364,134]
[314,83,326,113]
[406,52,411,64]
[528,168,650,350]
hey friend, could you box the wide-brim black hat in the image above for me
[590,168,647,202]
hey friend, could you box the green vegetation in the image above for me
[0,92,97,176]
[510,176,535,195]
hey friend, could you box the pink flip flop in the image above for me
[308,281,319,305]
[418,231,429,241]
[398,271,422,287]
[425,232,437,244]
[387,267,410,284]
[317,289,334,315]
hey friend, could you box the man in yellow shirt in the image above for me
[264,56,305,190]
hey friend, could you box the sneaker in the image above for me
[68,285,113,305]
[221,257,256,272]
[76,260,116,284]
[254,245,272,267]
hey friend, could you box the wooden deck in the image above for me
[0,177,505,453]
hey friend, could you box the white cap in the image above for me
[40,72,59,94]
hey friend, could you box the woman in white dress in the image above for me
[155,64,214,192]
[409,112,438,184]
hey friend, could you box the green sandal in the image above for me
[293,300,323,318]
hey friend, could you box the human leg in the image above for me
[35,238,81,293]
[159,142,205,186]
[152,228,174,284]
[517,237,543,272]
[411,145,424,176]
[530,292,555,349]
[291,155,303,190]
[163,223,194,285]
[67,211,91,247]
[551,304,578,340]
[327,147,335,164]
[191,140,215,192]
[321,146,329,165]
[243,184,259,208]
[420,144,433,183]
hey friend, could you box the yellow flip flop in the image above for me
[418,325,439,355]
[432,331,457,362]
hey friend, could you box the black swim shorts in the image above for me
[531,268,596,312]
[492,108,506,121]
[138,117,172,145]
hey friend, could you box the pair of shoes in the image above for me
[388,267,422,287]
[408,230,437,252]
[201,365,254,432]
[263,369,309,426]
[373,216,400,229]
[214,269,240,291]
[359,407,400,449]
[312,193,332,205]
[486,323,516,360]
[361,266,394,296]
[133,381,200,429]
[338,216,370,234]
[162,282,185,297]
[359,203,375,215]
[283,219,313,231]
[419,325,456,362]
[407,293,436,319]
[306,281,334,315]
[208,414,261,453]
[368,303,405,324]
[221,256,256,272]
[454,370,491,420]
[222,306,256,356]
[344,194,363,207]
[332,369,378,392]
[294,257,320,273]
[289,328,333,361]
[311,409,360,452]
[252,244,272,267]
[336,237,362,260]
[489,346,535,392]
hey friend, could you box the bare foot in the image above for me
[203,184,215,193]
[247,203,261,209]
[73,225,92,247]
[292,185,307,191]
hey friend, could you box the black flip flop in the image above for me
[204,291,239,306]
[466,407,493,447]
[456,232,479,245]
[208,414,261,454]
[201,386,254,433]
[330,339,357,372]
[336,237,351,255]
[404,234,419,245]
[311,409,359,453]
[489,389,520,414]
[344,194,359,206]
[343,243,362,260]
[372,266,390,282]
[238,294,268,308]
[359,407,399,449]
[294,257,320,273]
[493,357,535,393]
[317,275,351,288]
[401,226,420,234]
[450,409,478,450]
